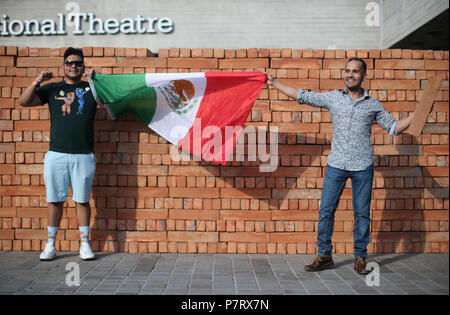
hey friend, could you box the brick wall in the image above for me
[0,46,448,254]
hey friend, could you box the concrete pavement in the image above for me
[0,251,448,295]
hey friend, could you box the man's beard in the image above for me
[65,67,84,81]
[66,73,83,81]
[345,79,362,92]
[346,84,361,92]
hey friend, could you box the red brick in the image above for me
[219,58,268,69]
[246,48,258,58]
[14,121,50,131]
[375,59,425,70]
[136,48,153,57]
[168,231,218,242]
[14,229,46,240]
[168,58,218,69]
[272,188,322,199]
[272,210,318,220]
[117,231,166,241]
[114,187,168,198]
[0,143,15,152]
[220,210,271,221]
[5,46,17,56]
[16,57,62,67]
[84,57,117,67]
[270,122,320,133]
[12,240,21,251]
[124,48,135,57]
[319,79,346,90]
[169,165,219,176]
[169,210,219,220]
[235,49,246,58]
[276,78,319,90]
[117,165,168,176]
[117,209,167,220]
[220,188,269,199]
[371,79,420,90]
[220,232,269,243]
[423,145,449,156]
[116,57,166,68]
[270,232,316,243]
[169,187,219,198]
[423,167,449,177]
[36,48,49,57]
[421,232,448,242]
[213,49,224,58]
[0,230,14,240]
[15,164,43,175]
[117,143,168,154]
[271,58,322,69]
[425,60,449,70]
[0,56,15,66]
[422,211,449,221]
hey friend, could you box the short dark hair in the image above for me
[63,47,84,63]
[346,57,367,74]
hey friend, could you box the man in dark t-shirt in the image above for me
[36,80,96,153]
[19,47,98,261]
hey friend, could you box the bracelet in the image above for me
[32,78,42,88]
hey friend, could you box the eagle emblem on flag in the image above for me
[159,79,198,115]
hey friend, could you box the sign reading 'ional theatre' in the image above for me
[0,13,174,36]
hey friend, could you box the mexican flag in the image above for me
[88,72,266,164]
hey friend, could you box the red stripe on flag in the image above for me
[177,72,266,164]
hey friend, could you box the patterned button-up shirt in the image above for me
[297,88,397,171]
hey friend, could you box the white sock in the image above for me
[79,226,90,243]
[47,226,59,244]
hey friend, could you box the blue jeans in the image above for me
[317,164,374,259]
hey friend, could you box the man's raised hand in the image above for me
[85,68,97,79]
[38,71,54,82]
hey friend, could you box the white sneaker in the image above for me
[79,242,95,260]
[40,242,56,261]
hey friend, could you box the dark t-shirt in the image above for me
[36,81,97,154]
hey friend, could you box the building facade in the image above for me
[1,0,448,52]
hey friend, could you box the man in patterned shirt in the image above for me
[266,58,415,274]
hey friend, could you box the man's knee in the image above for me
[76,202,90,208]
[48,201,64,207]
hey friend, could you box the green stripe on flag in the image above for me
[91,74,157,125]
[117,86,157,126]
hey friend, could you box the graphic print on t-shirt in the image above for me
[75,87,90,115]
[55,91,75,116]
[54,87,90,117]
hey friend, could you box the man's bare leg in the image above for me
[48,202,63,227]
[76,202,91,227]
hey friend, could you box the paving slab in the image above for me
[0,251,447,295]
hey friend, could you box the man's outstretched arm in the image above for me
[265,72,299,99]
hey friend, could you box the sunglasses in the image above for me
[65,60,84,67]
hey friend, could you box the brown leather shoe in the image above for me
[354,256,370,275]
[304,254,334,272]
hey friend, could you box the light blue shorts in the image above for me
[43,151,96,203]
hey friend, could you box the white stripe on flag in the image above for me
[145,73,206,144]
